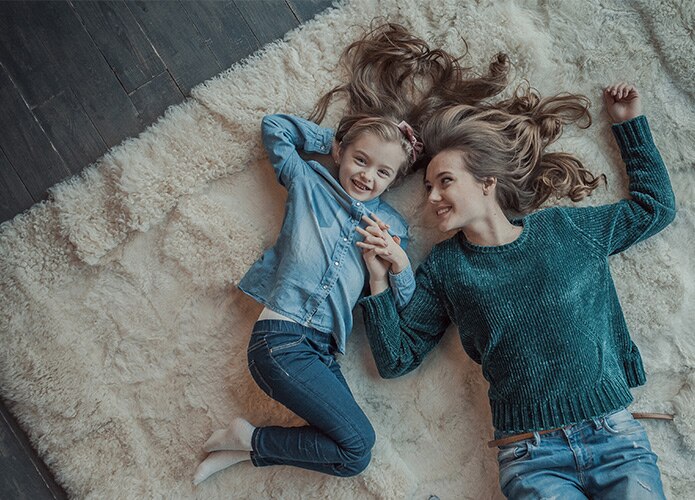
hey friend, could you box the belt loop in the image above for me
[532,431,541,447]
[592,416,602,430]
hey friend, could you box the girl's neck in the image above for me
[461,211,522,247]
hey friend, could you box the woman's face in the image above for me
[424,149,490,233]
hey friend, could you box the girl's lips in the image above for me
[435,206,452,217]
[352,179,371,192]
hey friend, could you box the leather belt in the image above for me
[488,412,674,448]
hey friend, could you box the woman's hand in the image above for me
[355,213,410,274]
[604,83,642,124]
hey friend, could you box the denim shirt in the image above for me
[238,114,415,353]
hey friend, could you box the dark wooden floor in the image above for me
[0,1,331,497]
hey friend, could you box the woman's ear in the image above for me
[482,177,497,195]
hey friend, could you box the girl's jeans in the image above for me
[246,320,375,477]
[496,408,666,499]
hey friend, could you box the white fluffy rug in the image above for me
[1,0,694,498]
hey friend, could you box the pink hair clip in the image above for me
[397,120,424,162]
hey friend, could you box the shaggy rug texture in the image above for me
[1,0,694,498]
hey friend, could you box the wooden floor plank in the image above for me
[0,149,34,224]
[70,0,166,94]
[0,2,65,109]
[234,0,300,46]
[30,1,142,148]
[180,1,259,69]
[129,70,186,129]
[287,0,334,23]
[0,66,71,203]
[127,1,222,95]
[0,399,66,499]
[33,89,108,175]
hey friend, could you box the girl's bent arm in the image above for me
[565,115,676,255]
[261,114,334,187]
[359,259,450,378]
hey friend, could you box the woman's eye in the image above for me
[355,157,366,165]
[424,184,432,193]
[441,177,453,186]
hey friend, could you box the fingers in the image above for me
[355,226,388,247]
[356,241,392,255]
[362,213,390,232]
[604,82,638,100]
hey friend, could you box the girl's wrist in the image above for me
[369,278,389,295]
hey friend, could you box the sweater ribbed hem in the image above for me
[491,377,634,433]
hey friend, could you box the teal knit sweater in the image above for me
[359,116,676,433]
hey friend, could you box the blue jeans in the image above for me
[496,408,665,499]
[246,320,375,477]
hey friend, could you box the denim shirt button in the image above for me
[334,262,339,266]
[343,237,348,242]
[323,285,328,289]
[356,202,361,206]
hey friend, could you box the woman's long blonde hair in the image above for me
[309,23,510,173]
[420,84,605,213]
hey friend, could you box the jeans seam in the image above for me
[266,349,372,455]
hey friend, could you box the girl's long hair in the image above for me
[420,84,605,213]
[309,23,510,173]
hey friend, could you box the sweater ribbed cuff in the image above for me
[611,115,652,150]
[623,352,647,388]
[359,289,400,375]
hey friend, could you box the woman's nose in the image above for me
[428,189,441,203]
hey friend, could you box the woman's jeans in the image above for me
[246,320,375,477]
[496,408,666,499]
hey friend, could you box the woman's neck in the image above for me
[461,211,522,247]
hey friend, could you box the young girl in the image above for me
[193,24,509,484]
[357,83,675,498]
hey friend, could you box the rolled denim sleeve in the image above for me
[389,264,415,310]
[261,114,335,187]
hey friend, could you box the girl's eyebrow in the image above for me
[353,148,397,173]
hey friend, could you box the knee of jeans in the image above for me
[337,452,372,477]
[341,422,376,462]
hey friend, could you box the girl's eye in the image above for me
[355,157,366,165]
[378,169,390,178]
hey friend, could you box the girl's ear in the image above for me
[332,138,342,166]
[482,176,497,195]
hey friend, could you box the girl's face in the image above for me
[424,149,491,233]
[337,132,406,201]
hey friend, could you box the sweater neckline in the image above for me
[457,216,529,253]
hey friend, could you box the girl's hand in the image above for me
[603,83,642,124]
[361,248,390,295]
[355,213,410,274]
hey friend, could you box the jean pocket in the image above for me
[248,360,273,398]
[602,410,644,436]
[497,440,532,469]
[247,335,267,355]
[267,333,306,354]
